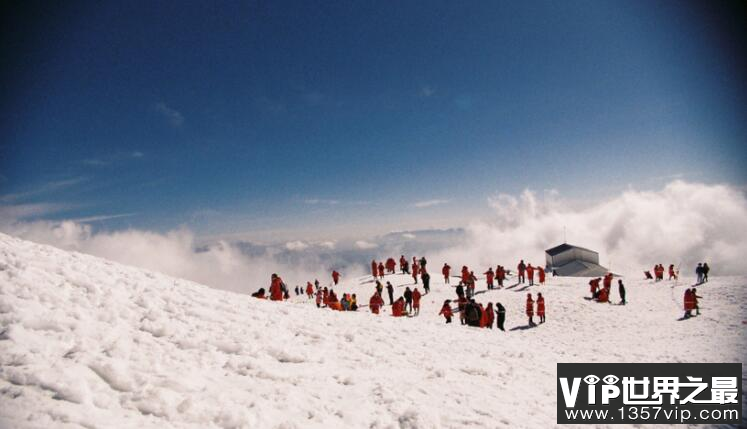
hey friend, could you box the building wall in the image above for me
[546,247,600,267]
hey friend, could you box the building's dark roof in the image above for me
[552,260,609,277]
[545,243,597,256]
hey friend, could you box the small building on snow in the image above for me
[545,243,609,277]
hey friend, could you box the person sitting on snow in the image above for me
[251,288,266,299]
[464,299,482,327]
[392,297,405,317]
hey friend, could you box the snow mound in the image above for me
[0,232,745,428]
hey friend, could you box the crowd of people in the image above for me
[250,256,711,326]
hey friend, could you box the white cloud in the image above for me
[285,240,309,251]
[354,240,378,250]
[304,198,339,205]
[429,181,747,275]
[154,102,184,127]
[0,178,86,203]
[402,233,416,239]
[413,199,449,208]
[317,240,336,249]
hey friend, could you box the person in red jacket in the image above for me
[392,297,405,317]
[251,288,266,299]
[526,264,535,286]
[484,267,495,290]
[378,262,385,279]
[461,266,470,284]
[442,263,451,284]
[315,288,323,307]
[439,300,453,323]
[412,262,419,284]
[369,292,384,314]
[412,288,422,315]
[371,260,378,279]
[270,274,284,301]
[386,258,396,274]
[526,293,535,326]
[589,278,601,298]
[537,267,545,285]
[479,303,487,328]
[603,273,612,290]
[322,287,329,307]
[399,255,407,273]
[496,265,505,288]
[684,289,695,319]
[517,260,526,284]
[536,293,545,323]
[485,302,495,329]
[668,264,677,280]
[306,282,314,299]
[597,286,609,303]
[332,270,341,285]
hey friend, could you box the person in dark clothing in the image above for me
[404,287,413,313]
[702,263,710,282]
[251,288,266,299]
[419,256,427,270]
[455,282,465,298]
[384,282,395,301]
[386,282,394,305]
[618,279,626,305]
[375,280,384,296]
[517,260,526,284]
[695,263,704,284]
[495,302,506,331]
[422,271,431,294]
[464,299,483,327]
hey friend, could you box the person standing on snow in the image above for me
[375,280,384,296]
[536,293,545,323]
[668,264,677,280]
[399,255,407,274]
[526,264,535,286]
[332,270,341,285]
[369,292,384,314]
[538,267,546,285]
[422,270,431,294]
[683,289,694,318]
[691,288,701,316]
[517,260,526,284]
[467,271,477,298]
[386,282,394,305]
[371,260,378,279]
[404,287,414,314]
[485,303,495,329]
[306,282,314,299]
[456,282,465,299]
[484,267,495,290]
[495,302,506,331]
[618,279,626,305]
[378,262,385,280]
[526,293,535,326]
[315,288,323,307]
[589,278,601,299]
[270,274,284,301]
[496,265,505,288]
[419,256,427,271]
[461,266,470,285]
[412,288,422,316]
[439,300,453,323]
[442,263,451,284]
[695,263,703,284]
[702,263,710,282]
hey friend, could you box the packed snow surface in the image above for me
[0,233,745,428]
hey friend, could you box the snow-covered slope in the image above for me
[1,233,745,428]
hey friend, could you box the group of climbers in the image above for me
[525,292,545,326]
[695,263,710,284]
[589,273,626,305]
[516,260,545,285]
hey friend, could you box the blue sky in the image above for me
[1,0,745,240]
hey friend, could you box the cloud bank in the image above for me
[1,181,745,296]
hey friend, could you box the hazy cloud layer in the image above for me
[1,181,745,296]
